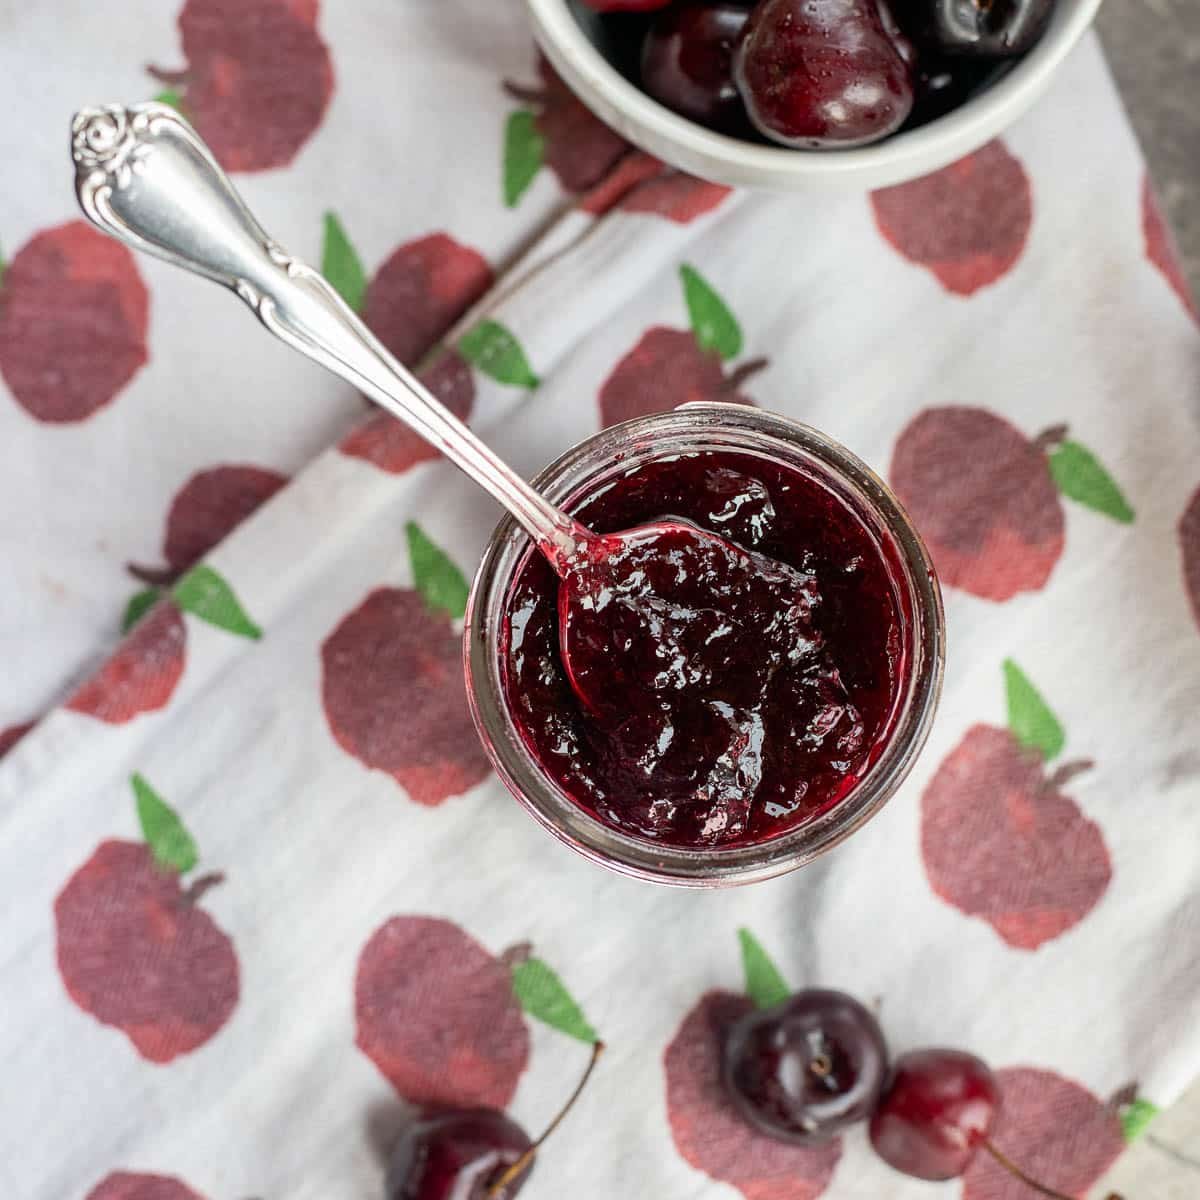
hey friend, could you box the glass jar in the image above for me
[465,403,944,887]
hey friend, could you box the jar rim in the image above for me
[464,404,945,887]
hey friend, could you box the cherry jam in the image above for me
[500,451,907,850]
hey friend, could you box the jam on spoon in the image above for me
[504,451,906,850]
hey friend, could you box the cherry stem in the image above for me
[502,81,548,105]
[1033,424,1070,454]
[1045,758,1095,789]
[127,562,179,588]
[146,64,191,87]
[499,941,534,969]
[487,1040,605,1198]
[182,872,225,906]
[722,357,769,392]
[983,1140,1124,1200]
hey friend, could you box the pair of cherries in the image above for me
[723,988,1122,1196]
[582,0,1055,149]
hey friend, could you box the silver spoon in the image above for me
[69,103,764,713]
[71,102,592,571]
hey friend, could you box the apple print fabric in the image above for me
[0,3,1199,1197]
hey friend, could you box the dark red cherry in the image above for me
[893,0,1055,58]
[386,1109,532,1200]
[722,989,888,1144]
[641,3,752,131]
[869,1048,998,1181]
[733,0,915,148]
[904,56,998,128]
[869,1048,1120,1200]
[388,1041,605,1200]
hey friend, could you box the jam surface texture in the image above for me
[501,451,905,848]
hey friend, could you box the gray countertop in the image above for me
[1098,0,1199,292]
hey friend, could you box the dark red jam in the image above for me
[500,451,907,849]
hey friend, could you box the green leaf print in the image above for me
[153,89,184,113]
[1047,441,1135,524]
[133,773,198,874]
[406,522,469,620]
[511,957,598,1044]
[0,242,6,288]
[738,928,790,1010]
[122,587,161,633]
[459,319,540,389]
[503,110,545,208]
[1003,659,1065,761]
[173,565,262,640]
[681,264,743,361]
[1120,1097,1159,1142]
[322,211,368,314]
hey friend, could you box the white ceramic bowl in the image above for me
[526,0,1103,191]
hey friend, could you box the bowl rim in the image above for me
[525,0,1104,188]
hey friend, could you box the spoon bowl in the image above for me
[557,517,822,720]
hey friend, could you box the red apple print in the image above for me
[503,55,629,206]
[891,407,1134,601]
[1143,174,1198,324]
[0,221,148,423]
[80,465,272,723]
[962,1068,1124,1200]
[321,588,488,804]
[322,218,494,473]
[579,152,733,223]
[149,0,333,173]
[599,265,765,427]
[340,353,476,473]
[578,151,666,216]
[617,170,733,224]
[355,916,530,1109]
[130,464,288,587]
[321,524,489,804]
[1180,485,1200,633]
[86,1172,205,1200]
[363,234,494,369]
[600,328,752,426]
[664,992,841,1200]
[56,776,238,1063]
[892,408,1062,600]
[67,603,187,724]
[922,661,1111,950]
[871,140,1033,296]
[0,721,33,758]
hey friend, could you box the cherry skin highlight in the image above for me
[641,3,752,131]
[892,0,1055,58]
[869,1048,998,1180]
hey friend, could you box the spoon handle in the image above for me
[70,102,584,563]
